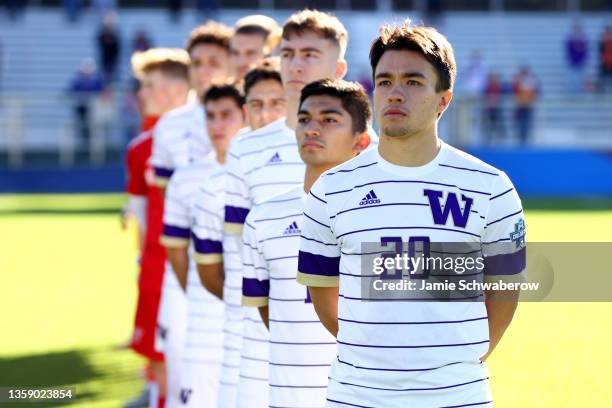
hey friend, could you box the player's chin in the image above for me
[300,149,326,164]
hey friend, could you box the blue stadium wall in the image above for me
[1,148,611,196]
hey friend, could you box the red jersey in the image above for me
[126,116,166,292]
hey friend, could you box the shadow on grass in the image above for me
[0,346,142,406]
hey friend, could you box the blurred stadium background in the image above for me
[1,1,611,407]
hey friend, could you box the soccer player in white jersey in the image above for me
[160,84,245,408]
[150,21,233,408]
[194,62,287,408]
[220,10,361,408]
[151,21,233,187]
[242,79,372,408]
[126,48,192,408]
[230,15,280,80]
[243,58,286,131]
[297,21,525,408]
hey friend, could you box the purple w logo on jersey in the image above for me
[180,388,193,404]
[423,189,474,228]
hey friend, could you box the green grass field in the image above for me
[0,194,611,407]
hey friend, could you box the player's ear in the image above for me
[335,59,348,80]
[352,131,371,155]
[437,89,453,118]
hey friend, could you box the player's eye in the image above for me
[377,80,391,87]
[323,117,338,124]
[406,80,421,86]
[297,117,309,124]
[280,51,292,59]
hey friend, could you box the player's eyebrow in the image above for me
[298,47,323,54]
[320,109,343,116]
[297,110,311,116]
[375,71,426,80]
[281,46,322,54]
[401,71,427,79]
[374,72,392,80]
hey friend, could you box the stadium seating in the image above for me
[1,8,611,151]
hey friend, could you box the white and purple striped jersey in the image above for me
[297,142,526,408]
[223,117,305,408]
[150,99,212,187]
[160,162,225,405]
[191,165,244,408]
[242,185,337,408]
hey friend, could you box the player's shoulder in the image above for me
[318,148,379,191]
[127,129,153,151]
[155,101,198,130]
[439,142,516,193]
[248,185,304,223]
[235,118,291,154]
[440,142,504,177]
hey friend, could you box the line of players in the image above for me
[126,9,525,408]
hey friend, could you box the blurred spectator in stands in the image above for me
[5,0,25,21]
[565,22,588,94]
[168,0,183,23]
[197,0,218,20]
[133,30,153,53]
[93,0,117,19]
[97,13,121,84]
[425,0,446,28]
[91,88,117,148]
[512,66,540,146]
[0,40,3,93]
[68,59,104,146]
[62,0,82,23]
[122,81,142,144]
[462,51,486,99]
[483,71,506,144]
[599,25,612,93]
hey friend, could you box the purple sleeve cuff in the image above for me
[298,251,340,277]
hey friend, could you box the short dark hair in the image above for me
[186,21,233,55]
[236,24,270,40]
[282,10,348,58]
[369,21,456,92]
[299,79,371,134]
[235,15,280,52]
[243,64,282,98]
[202,83,245,108]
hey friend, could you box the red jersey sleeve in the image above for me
[126,133,151,196]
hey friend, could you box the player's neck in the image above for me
[285,96,300,130]
[215,149,227,165]
[168,94,189,111]
[303,163,337,193]
[378,125,440,168]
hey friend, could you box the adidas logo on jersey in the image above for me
[283,221,301,235]
[268,152,282,163]
[359,190,381,206]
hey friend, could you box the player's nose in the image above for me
[387,89,406,104]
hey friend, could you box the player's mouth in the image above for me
[301,139,325,149]
[383,107,408,118]
[212,134,226,141]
